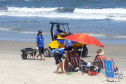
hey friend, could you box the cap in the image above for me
[38,30,42,34]
[57,25,60,27]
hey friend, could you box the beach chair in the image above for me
[65,52,80,74]
[96,59,103,69]
[103,60,123,82]
[69,55,80,73]
[95,59,104,73]
[70,56,80,68]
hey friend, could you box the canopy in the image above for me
[63,33,104,47]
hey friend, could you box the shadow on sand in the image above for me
[81,55,93,58]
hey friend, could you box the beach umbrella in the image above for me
[63,33,104,47]
[63,33,104,71]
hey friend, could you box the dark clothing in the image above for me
[39,47,44,54]
[54,53,62,65]
[64,46,72,51]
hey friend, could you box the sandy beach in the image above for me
[0,40,126,84]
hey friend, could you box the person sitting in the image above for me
[71,51,86,67]
[53,48,66,74]
[64,51,86,71]
[54,25,65,40]
[94,49,107,62]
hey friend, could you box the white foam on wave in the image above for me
[0,27,50,34]
[0,28,11,31]
[88,33,106,37]
[73,33,107,37]
[0,27,126,39]
[116,35,126,38]
[74,8,126,14]
[69,33,126,39]
[42,12,107,19]
[7,7,59,12]
[87,33,126,39]
[0,7,126,21]
[0,11,107,20]
[73,8,126,21]
[110,16,126,21]
[20,31,50,34]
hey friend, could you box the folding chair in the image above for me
[103,60,123,82]
[95,59,103,73]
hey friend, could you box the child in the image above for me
[53,48,66,74]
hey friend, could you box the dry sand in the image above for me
[0,40,126,84]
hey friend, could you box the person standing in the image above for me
[36,30,44,61]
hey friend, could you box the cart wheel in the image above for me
[44,48,51,57]
[21,54,27,59]
[77,46,88,58]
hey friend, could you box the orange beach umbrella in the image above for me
[63,33,104,47]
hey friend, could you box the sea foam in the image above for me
[0,7,126,21]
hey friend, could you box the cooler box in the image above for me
[57,39,65,44]
[57,39,77,44]
[71,41,77,44]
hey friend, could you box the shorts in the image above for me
[39,47,44,54]
[54,53,62,65]
[64,46,72,51]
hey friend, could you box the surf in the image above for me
[0,7,126,21]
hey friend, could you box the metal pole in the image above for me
[51,24,54,41]
[63,25,66,32]
[67,24,70,32]
[79,44,84,70]
[81,44,84,58]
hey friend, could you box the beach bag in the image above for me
[88,71,97,76]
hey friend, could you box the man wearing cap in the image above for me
[36,30,44,61]
[54,25,65,40]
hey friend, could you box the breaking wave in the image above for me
[0,7,126,21]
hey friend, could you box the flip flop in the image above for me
[66,72,72,75]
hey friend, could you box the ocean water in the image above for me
[0,0,126,44]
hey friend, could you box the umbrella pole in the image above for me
[81,44,84,58]
[79,44,84,71]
